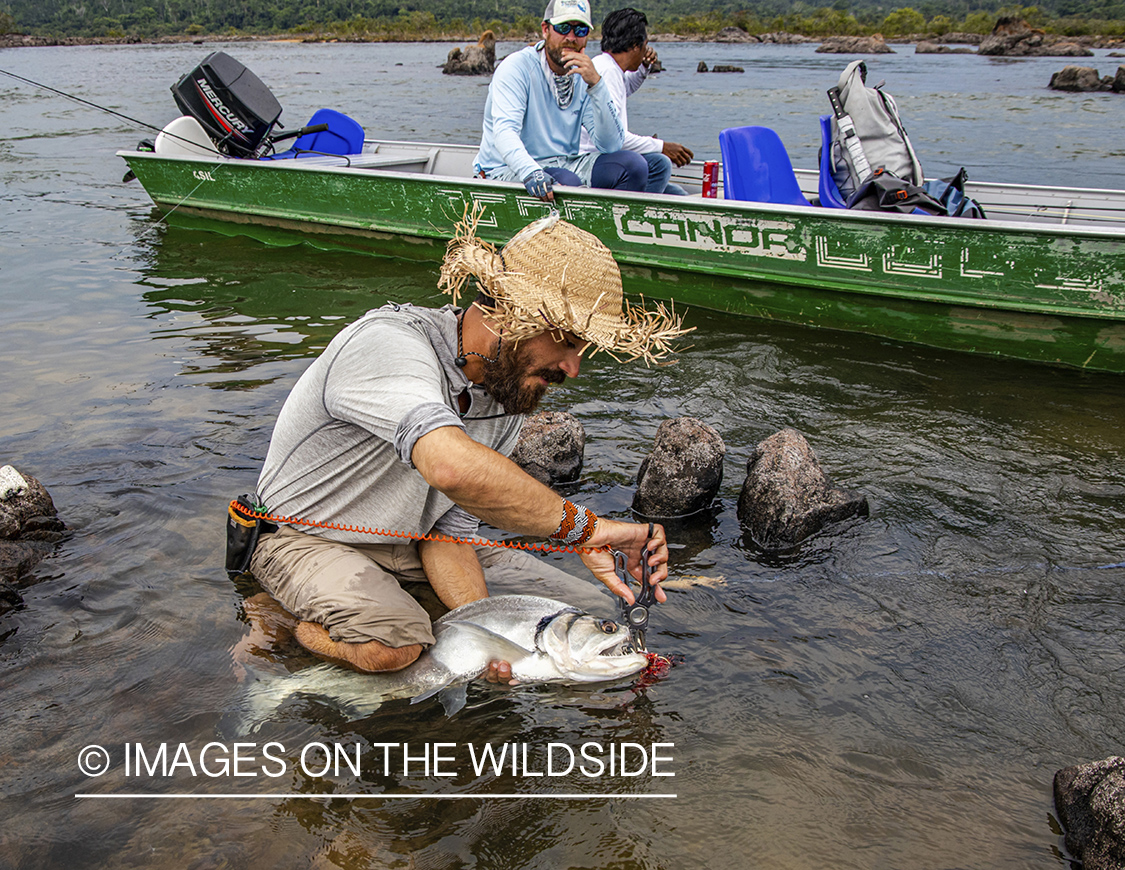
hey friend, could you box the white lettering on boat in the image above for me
[192,170,215,182]
[612,204,804,261]
[883,246,943,279]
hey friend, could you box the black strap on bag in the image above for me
[225,494,276,577]
[846,167,948,215]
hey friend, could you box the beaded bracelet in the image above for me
[548,499,598,546]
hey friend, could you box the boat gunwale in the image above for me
[116,146,1125,242]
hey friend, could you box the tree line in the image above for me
[1,0,1122,40]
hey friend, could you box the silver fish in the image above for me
[235,594,649,728]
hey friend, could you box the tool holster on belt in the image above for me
[225,494,276,577]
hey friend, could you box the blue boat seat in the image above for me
[267,108,364,159]
[718,126,811,206]
[818,115,848,208]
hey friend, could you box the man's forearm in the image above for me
[413,426,564,537]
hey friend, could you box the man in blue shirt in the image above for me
[473,0,649,202]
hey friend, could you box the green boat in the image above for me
[119,134,1125,374]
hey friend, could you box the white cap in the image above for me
[543,0,592,28]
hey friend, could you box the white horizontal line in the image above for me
[76,793,677,800]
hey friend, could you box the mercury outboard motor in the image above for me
[171,52,282,158]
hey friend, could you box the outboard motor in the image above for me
[171,52,282,158]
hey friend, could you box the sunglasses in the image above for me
[550,21,591,37]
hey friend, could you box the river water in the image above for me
[1,39,1123,870]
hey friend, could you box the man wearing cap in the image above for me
[245,213,689,678]
[473,0,654,202]
[579,8,693,195]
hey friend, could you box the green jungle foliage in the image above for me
[2,0,1122,39]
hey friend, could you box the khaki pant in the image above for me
[249,525,612,648]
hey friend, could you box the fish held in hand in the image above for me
[233,594,649,730]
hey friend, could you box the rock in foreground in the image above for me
[1054,757,1125,870]
[633,418,725,519]
[511,412,585,487]
[736,429,867,550]
[0,465,65,588]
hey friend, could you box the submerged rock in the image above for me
[632,418,725,519]
[0,465,65,584]
[736,429,868,550]
[1054,757,1125,870]
[511,412,585,487]
[442,31,496,76]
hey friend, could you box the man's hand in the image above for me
[561,48,600,87]
[662,141,694,167]
[642,47,659,69]
[484,660,519,686]
[523,168,555,201]
[579,518,668,604]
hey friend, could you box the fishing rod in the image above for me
[0,66,171,136]
[0,66,325,154]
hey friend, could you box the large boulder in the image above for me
[442,31,496,76]
[1049,65,1111,91]
[1115,66,1125,92]
[1054,757,1125,870]
[632,418,725,519]
[0,466,65,587]
[816,34,895,54]
[736,429,868,550]
[511,412,585,487]
[980,17,1093,56]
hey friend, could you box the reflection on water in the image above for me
[1,40,1124,870]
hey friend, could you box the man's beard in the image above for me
[545,43,568,72]
[481,340,566,415]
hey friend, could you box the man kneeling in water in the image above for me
[241,212,689,681]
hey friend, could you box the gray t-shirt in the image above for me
[256,303,523,543]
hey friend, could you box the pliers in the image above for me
[614,548,658,652]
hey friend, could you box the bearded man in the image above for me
[473,0,651,202]
[242,213,688,679]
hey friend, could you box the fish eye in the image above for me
[599,620,618,633]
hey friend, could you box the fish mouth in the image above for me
[597,636,640,657]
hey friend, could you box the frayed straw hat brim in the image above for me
[438,206,692,365]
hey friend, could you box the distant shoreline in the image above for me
[2,31,1123,50]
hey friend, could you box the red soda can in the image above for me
[702,161,718,198]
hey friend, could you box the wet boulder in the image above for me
[0,465,65,586]
[736,429,868,550]
[1054,757,1125,870]
[1049,65,1111,91]
[511,411,585,487]
[442,30,496,76]
[632,418,725,519]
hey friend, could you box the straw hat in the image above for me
[438,207,692,365]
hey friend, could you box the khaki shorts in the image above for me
[249,525,612,648]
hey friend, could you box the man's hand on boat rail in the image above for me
[524,168,555,202]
